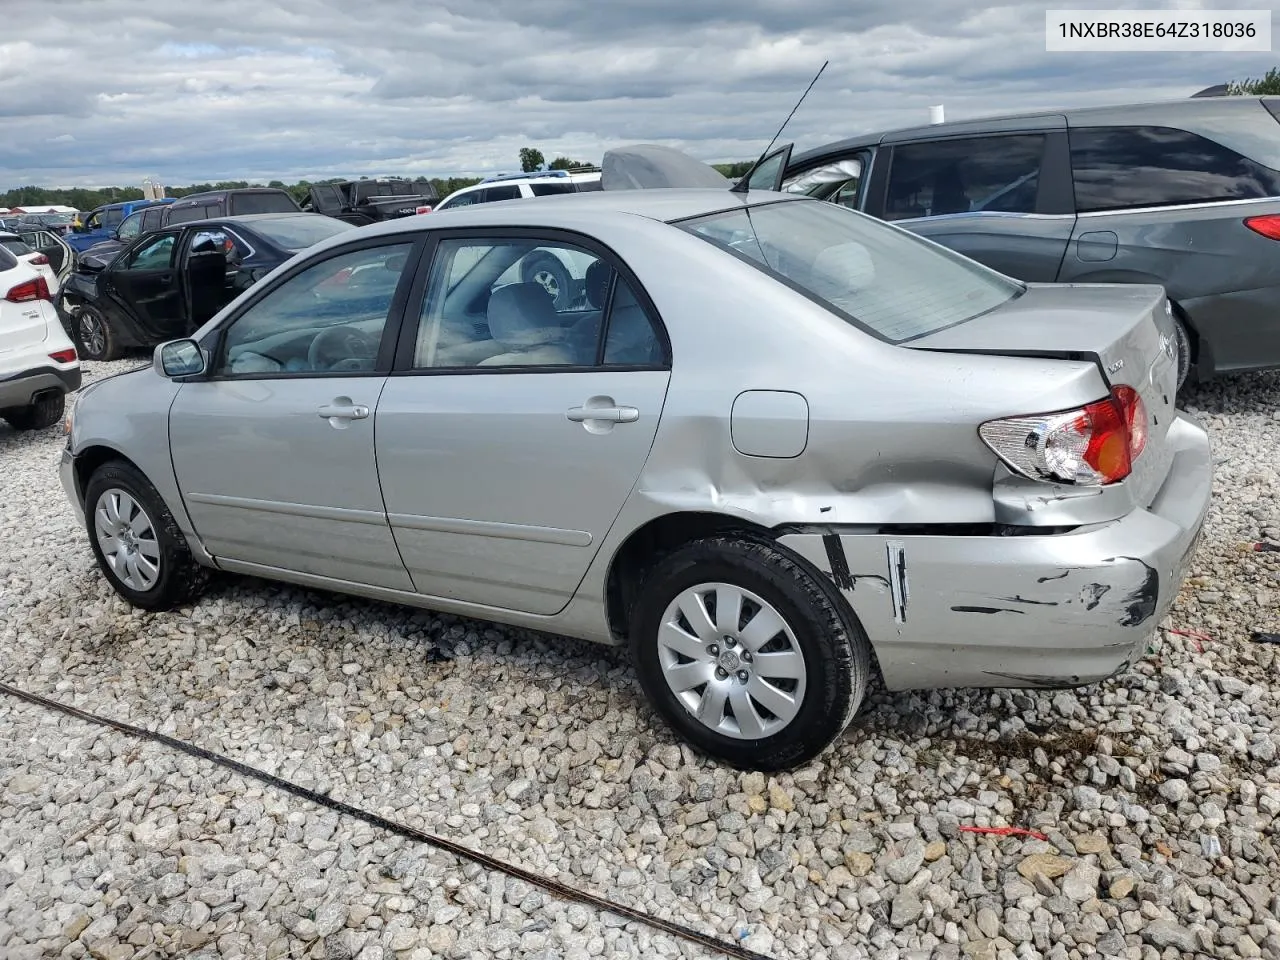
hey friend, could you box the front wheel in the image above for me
[630,536,870,770]
[84,461,209,611]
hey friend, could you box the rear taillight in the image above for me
[1244,215,1280,240]
[416,205,433,214]
[49,348,77,363]
[980,386,1148,486]
[4,276,51,302]
[28,254,49,266]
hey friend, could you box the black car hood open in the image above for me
[600,144,731,190]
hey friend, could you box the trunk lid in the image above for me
[909,282,1179,508]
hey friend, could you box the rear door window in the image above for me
[529,182,576,197]
[230,192,298,215]
[101,207,124,229]
[885,135,1045,220]
[1069,125,1280,212]
[483,185,521,202]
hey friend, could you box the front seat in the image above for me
[478,282,574,366]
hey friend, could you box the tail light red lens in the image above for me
[29,254,50,266]
[1244,215,1280,240]
[4,276,51,302]
[980,386,1148,486]
[49,348,78,363]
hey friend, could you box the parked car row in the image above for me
[58,213,356,360]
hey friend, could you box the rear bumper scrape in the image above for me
[779,412,1211,692]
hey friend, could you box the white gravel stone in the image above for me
[1,359,1279,960]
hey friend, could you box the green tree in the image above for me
[548,156,591,170]
[519,147,545,172]
[712,161,755,179]
[1226,67,1280,95]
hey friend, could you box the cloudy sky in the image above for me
[1,0,1275,189]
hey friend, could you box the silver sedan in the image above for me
[61,187,1212,770]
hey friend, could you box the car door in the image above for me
[104,231,186,337]
[168,237,421,588]
[376,231,671,616]
[877,122,1076,281]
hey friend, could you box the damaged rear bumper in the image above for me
[778,412,1212,691]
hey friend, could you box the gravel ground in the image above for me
[1,354,1278,960]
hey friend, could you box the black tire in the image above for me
[83,460,209,611]
[2,391,64,431]
[629,535,870,771]
[521,254,573,310]
[75,304,118,361]
[1171,311,1192,392]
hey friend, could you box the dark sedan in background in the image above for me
[58,213,355,360]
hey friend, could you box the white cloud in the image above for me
[0,0,1273,188]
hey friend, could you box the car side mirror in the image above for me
[155,339,206,379]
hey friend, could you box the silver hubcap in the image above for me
[657,583,807,740]
[94,488,161,591]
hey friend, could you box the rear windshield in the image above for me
[250,216,356,251]
[680,199,1021,343]
[0,246,18,270]
[0,237,35,256]
[230,192,299,215]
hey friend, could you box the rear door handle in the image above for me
[567,404,638,423]
[318,401,370,421]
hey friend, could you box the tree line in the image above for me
[3,149,764,212]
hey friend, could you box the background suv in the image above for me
[0,247,79,431]
[779,96,1280,384]
[433,171,603,306]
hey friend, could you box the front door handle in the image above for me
[567,403,639,424]
[318,400,370,421]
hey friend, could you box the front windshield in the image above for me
[251,216,356,251]
[680,199,1021,343]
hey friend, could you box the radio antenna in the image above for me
[730,59,828,194]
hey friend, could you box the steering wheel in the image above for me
[307,324,378,371]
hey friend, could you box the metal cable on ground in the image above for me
[0,680,780,960]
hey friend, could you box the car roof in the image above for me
[377,187,801,234]
[790,94,1279,166]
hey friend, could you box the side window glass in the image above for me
[414,238,603,369]
[218,243,412,377]
[101,208,124,229]
[602,276,662,366]
[125,234,175,270]
[117,214,142,241]
[1069,125,1280,212]
[783,158,864,202]
[885,135,1044,221]
[483,185,521,202]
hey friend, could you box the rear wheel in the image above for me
[75,304,118,361]
[2,391,64,431]
[629,536,870,770]
[1172,313,1192,391]
[84,461,208,610]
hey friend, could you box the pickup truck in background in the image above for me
[66,198,175,253]
[303,178,438,224]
